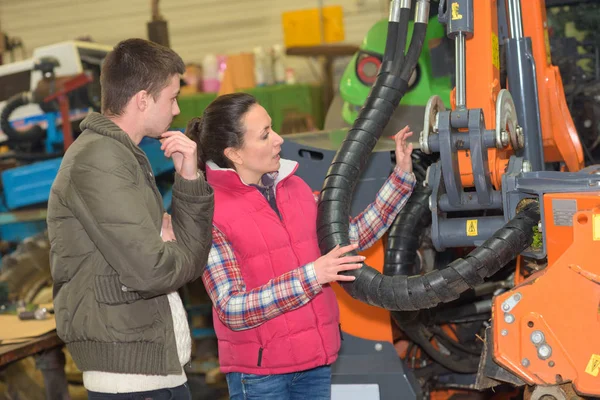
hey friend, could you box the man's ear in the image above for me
[135,90,149,112]
[224,147,242,167]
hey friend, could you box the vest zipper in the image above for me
[257,347,263,366]
[275,187,329,365]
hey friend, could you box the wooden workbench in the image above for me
[0,331,70,400]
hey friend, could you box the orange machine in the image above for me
[493,195,600,399]
[445,0,583,190]
[331,0,598,399]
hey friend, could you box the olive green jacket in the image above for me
[47,113,214,375]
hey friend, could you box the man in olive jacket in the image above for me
[47,39,214,398]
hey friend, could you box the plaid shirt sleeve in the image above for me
[348,166,416,251]
[202,227,323,331]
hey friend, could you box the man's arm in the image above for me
[170,170,214,280]
[68,160,210,298]
[202,227,322,331]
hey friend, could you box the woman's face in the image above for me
[227,104,284,184]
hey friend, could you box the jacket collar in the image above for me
[79,112,149,163]
[206,159,298,193]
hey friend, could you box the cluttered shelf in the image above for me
[172,83,325,135]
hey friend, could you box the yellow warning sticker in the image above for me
[492,33,500,70]
[451,3,463,20]
[466,220,478,237]
[593,214,600,241]
[585,354,600,377]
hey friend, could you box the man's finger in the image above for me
[161,130,185,139]
[163,140,196,157]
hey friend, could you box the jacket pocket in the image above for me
[94,274,156,337]
[94,274,141,305]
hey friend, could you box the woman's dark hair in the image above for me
[185,93,258,171]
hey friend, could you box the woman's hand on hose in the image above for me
[314,244,365,285]
[394,125,414,174]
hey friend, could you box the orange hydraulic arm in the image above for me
[455,0,507,189]
[521,1,584,171]
[452,0,583,192]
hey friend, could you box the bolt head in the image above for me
[531,330,545,345]
[502,130,510,146]
[513,293,522,302]
[521,358,530,367]
[375,343,383,352]
[502,303,510,311]
[516,126,525,148]
[501,329,508,336]
[538,344,552,360]
[504,314,515,324]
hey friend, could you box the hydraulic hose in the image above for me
[317,0,430,253]
[382,2,400,69]
[384,150,433,277]
[0,92,46,145]
[384,187,431,276]
[384,152,484,373]
[317,0,540,311]
[329,188,538,311]
[389,2,411,75]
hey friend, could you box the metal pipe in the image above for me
[439,191,503,212]
[415,0,430,24]
[506,0,524,39]
[400,0,411,9]
[455,32,467,109]
[390,0,402,21]
[434,299,493,323]
[435,216,506,249]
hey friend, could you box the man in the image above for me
[47,38,214,399]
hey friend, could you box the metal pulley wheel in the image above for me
[419,95,446,154]
[495,89,523,150]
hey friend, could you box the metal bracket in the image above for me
[419,95,445,154]
[495,89,522,150]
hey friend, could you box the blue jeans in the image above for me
[226,365,331,400]
[87,383,191,400]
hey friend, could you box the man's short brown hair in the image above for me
[100,38,185,116]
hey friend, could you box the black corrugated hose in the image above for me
[383,152,483,373]
[383,150,434,277]
[316,0,541,311]
[0,92,46,145]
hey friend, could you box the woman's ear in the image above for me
[224,147,243,167]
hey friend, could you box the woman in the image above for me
[189,93,415,400]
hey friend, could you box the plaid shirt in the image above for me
[202,167,416,331]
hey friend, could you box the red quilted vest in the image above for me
[206,160,341,374]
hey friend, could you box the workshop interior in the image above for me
[0,0,599,399]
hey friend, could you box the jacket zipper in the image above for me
[257,347,263,366]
